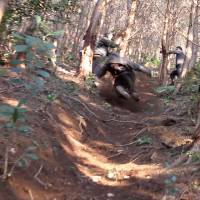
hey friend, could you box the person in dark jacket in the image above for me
[97,53,152,101]
[168,46,185,85]
[93,34,152,100]
[92,33,118,77]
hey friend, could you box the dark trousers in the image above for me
[114,71,135,94]
[170,64,182,84]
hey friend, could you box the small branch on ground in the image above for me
[2,146,9,180]
[116,140,137,147]
[116,127,148,147]
[107,150,124,159]
[104,118,143,124]
[28,189,34,200]
[129,150,147,163]
[34,165,49,189]
[34,164,43,178]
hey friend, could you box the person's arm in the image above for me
[160,49,178,55]
[97,66,107,78]
[128,62,152,77]
[101,37,119,48]
[96,58,110,78]
[167,50,179,55]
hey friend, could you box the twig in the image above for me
[2,146,9,179]
[104,118,143,124]
[129,151,147,163]
[34,164,43,178]
[28,189,34,200]
[34,165,48,188]
[131,127,148,140]
[116,127,148,147]
[107,151,123,159]
[116,140,137,147]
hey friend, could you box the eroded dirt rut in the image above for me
[0,72,199,200]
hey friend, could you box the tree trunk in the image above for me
[181,0,197,78]
[0,0,8,24]
[100,0,113,33]
[120,0,138,57]
[79,0,105,77]
[189,1,199,70]
[159,0,171,85]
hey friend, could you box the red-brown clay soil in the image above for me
[0,69,199,200]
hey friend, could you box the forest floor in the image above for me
[0,65,200,200]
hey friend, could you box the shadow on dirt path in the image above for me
[0,70,199,200]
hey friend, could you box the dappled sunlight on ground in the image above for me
[0,70,199,200]
[58,111,167,186]
[0,97,19,107]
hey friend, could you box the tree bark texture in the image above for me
[159,0,171,85]
[181,0,198,78]
[79,0,105,77]
[120,0,138,57]
[188,1,199,70]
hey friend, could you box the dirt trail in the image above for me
[0,70,199,200]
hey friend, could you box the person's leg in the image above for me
[176,64,182,78]
[114,71,139,101]
[170,69,178,85]
[114,72,131,99]
[92,57,108,78]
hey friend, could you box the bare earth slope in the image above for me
[0,68,199,200]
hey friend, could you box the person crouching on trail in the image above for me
[92,33,119,77]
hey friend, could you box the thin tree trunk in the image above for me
[100,0,113,33]
[79,0,105,77]
[120,0,138,57]
[189,1,199,69]
[71,4,88,54]
[181,0,197,78]
[159,0,171,85]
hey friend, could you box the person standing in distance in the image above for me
[167,46,185,85]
